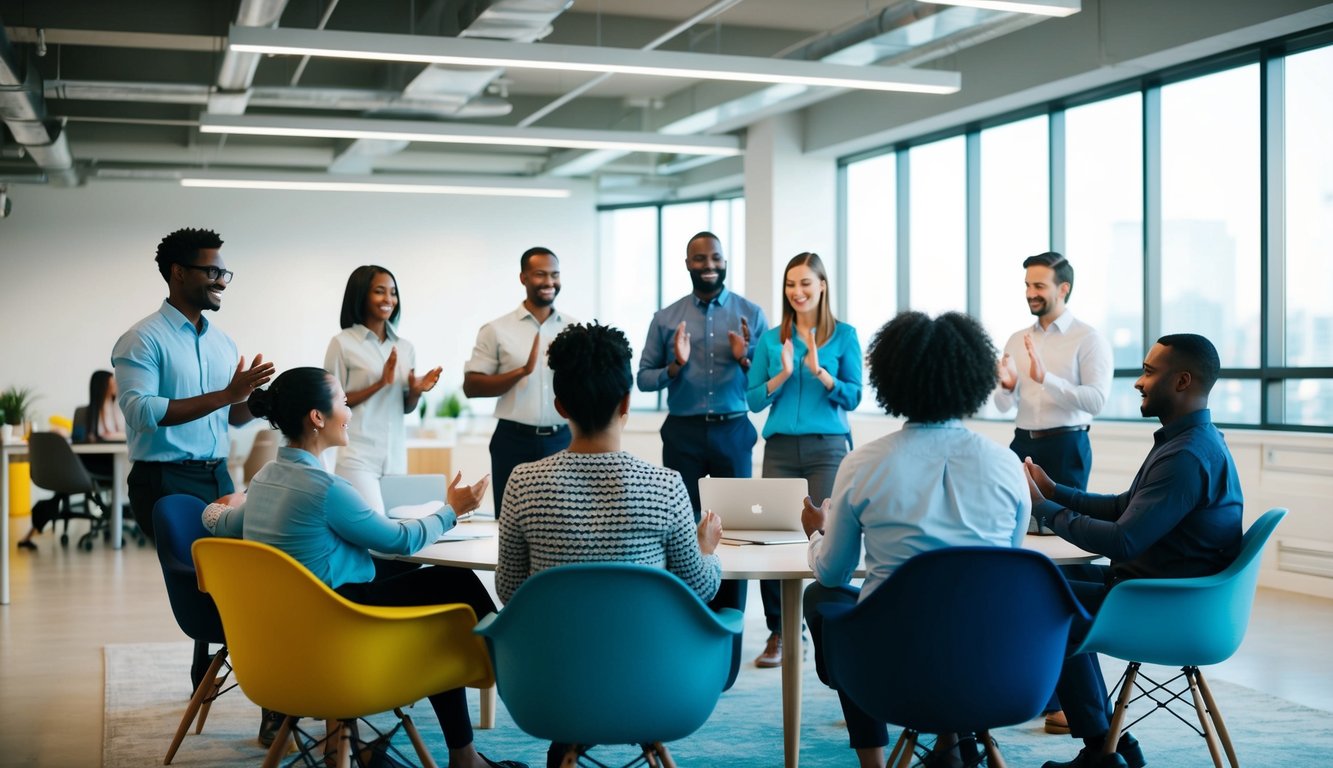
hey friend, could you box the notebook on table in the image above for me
[698,476,810,545]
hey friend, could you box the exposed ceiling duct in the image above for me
[209,0,290,115]
[0,20,78,185]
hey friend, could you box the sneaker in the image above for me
[257,708,286,748]
[754,632,782,668]
[1044,709,1071,734]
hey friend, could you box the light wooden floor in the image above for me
[3,514,1332,767]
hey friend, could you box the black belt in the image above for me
[673,412,747,423]
[1016,425,1089,440]
[499,419,567,437]
[140,458,225,468]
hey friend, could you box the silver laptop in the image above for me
[699,476,810,545]
[380,474,476,522]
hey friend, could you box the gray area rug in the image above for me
[106,642,1328,767]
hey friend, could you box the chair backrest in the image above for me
[193,537,493,720]
[242,430,280,485]
[474,562,744,746]
[71,406,89,443]
[1076,508,1287,666]
[152,495,225,645]
[822,546,1088,735]
[27,431,94,494]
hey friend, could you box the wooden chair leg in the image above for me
[334,720,353,768]
[885,729,908,768]
[893,731,919,768]
[979,730,1006,768]
[652,742,677,768]
[478,684,496,729]
[260,716,296,768]
[194,649,229,734]
[559,745,580,768]
[163,647,228,764]
[1193,668,1239,768]
[1185,667,1227,768]
[397,709,440,768]
[1103,662,1139,757]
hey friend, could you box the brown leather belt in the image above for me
[1016,425,1090,440]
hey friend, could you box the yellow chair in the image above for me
[192,537,495,768]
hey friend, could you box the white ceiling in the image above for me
[0,0,1041,200]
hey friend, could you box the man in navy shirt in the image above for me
[1026,333,1243,768]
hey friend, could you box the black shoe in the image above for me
[257,708,287,748]
[1041,733,1144,768]
[17,540,37,551]
[478,753,528,768]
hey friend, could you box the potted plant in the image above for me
[0,386,36,441]
[422,390,469,441]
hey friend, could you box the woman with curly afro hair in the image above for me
[800,311,1032,768]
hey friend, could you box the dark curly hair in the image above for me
[548,322,633,434]
[155,228,224,282]
[247,367,335,441]
[867,311,998,422]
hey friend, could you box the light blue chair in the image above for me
[820,547,1088,768]
[1075,508,1287,768]
[474,563,743,768]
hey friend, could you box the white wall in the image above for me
[0,179,598,422]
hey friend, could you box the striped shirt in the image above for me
[497,451,722,604]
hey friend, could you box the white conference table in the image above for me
[0,439,131,605]
[405,520,1098,768]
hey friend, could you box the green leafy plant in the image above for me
[0,386,37,426]
[435,391,468,419]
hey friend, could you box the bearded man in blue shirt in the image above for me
[1027,333,1244,768]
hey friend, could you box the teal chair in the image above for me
[1076,508,1287,768]
[474,563,743,768]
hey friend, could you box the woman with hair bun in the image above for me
[203,366,524,768]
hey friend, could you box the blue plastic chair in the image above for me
[474,563,744,768]
[820,546,1089,768]
[1075,508,1287,768]
[153,494,234,765]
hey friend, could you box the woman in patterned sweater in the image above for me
[496,321,723,606]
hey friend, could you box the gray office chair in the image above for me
[28,432,111,551]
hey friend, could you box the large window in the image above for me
[909,137,967,316]
[844,153,896,410]
[1161,65,1261,369]
[597,196,746,409]
[979,115,1050,339]
[837,34,1333,430]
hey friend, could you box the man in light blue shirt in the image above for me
[111,228,273,708]
[638,230,767,688]
[802,311,1030,768]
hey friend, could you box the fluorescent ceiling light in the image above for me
[179,171,572,198]
[199,114,743,157]
[920,0,1079,17]
[228,26,961,95]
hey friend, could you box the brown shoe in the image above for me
[754,632,782,668]
[1044,710,1070,734]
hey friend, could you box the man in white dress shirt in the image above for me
[994,250,1112,735]
[464,247,575,516]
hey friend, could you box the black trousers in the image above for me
[660,414,757,689]
[488,420,570,516]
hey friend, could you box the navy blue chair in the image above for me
[153,494,233,764]
[475,563,743,768]
[821,546,1089,768]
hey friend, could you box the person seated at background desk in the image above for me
[202,367,524,768]
[1026,333,1243,768]
[17,370,127,551]
[496,322,724,768]
[801,311,1031,768]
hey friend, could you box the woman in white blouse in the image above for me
[324,265,442,512]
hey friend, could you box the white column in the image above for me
[743,112,838,322]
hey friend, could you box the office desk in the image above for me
[1,439,131,605]
[406,521,1098,768]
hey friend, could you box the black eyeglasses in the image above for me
[181,264,234,284]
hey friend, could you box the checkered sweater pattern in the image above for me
[496,450,722,604]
